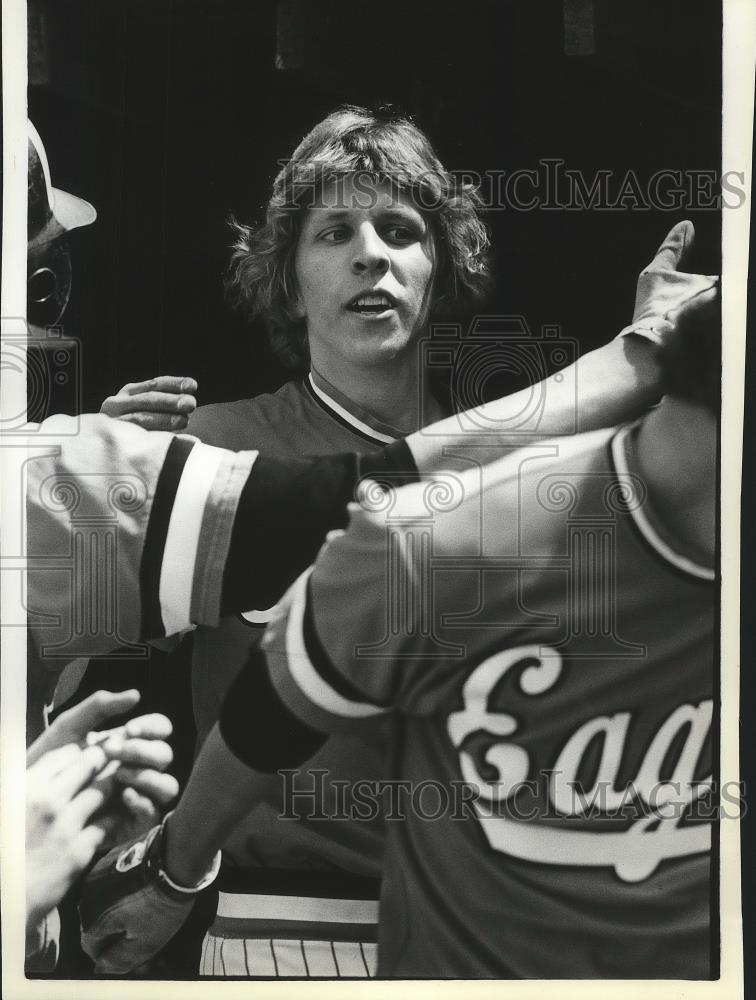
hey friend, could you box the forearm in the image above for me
[568,333,663,431]
[406,335,663,473]
[162,724,272,886]
[163,644,327,886]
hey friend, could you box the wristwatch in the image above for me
[122,812,221,901]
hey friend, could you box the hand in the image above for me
[95,713,180,849]
[28,690,180,850]
[659,281,720,408]
[665,280,719,330]
[79,823,201,974]
[622,221,719,346]
[27,688,141,766]
[100,376,198,431]
[26,743,111,928]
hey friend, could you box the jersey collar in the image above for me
[306,370,400,445]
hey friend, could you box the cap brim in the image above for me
[51,186,97,232]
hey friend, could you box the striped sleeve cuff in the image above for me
[140,437,258,638]
[264,570,389,735]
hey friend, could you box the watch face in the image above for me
[115,839,149,873]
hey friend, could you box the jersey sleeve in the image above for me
[25,413,258,659]
[262,476,475,734]
[220,439,418,616]
[25,417,419,664]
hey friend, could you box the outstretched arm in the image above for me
[27,223,717,652]
[406,221,717,472]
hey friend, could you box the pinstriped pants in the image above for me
[199,890,379,978]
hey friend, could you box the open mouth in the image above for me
[345,292,397,315]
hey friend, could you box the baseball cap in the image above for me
[28,120,97,249]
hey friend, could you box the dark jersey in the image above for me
[185,374,401,874]
[264,424,716,977]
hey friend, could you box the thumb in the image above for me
[645,220,695,272]
[59,689,141,743]
[27,690,139,765]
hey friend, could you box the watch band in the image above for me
[148,812,222,900]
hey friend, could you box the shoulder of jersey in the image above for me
[489,425,618,481]
[186,381,307,446]
[473,425,619,511]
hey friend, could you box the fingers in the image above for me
[123,713,173,741]
[28,689,142,766]
[120,787,160,825]
[62,782,112,830]
[100,375,198,428]
[103,391,197,417]
[101,736,173,771]
[71,824,109,870]
[645,220,695,272]
[121,376,198,397]
[55,745,109,800]
[59,689,141,742]
[88,712,172,750]
[115,767,180,806]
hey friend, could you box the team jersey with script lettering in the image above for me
[263,424,717,977]
[185,373,400,874]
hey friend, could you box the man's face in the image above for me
[294,176,434,373]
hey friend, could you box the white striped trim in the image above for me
[216,891,379,924]
[240,606,277,624]
[308,374,396,444]
[159,442,226,634]
[612,426,715,581]
[284,570,387,718]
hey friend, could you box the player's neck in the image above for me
[310,351,441,435]
[634,399,717,566]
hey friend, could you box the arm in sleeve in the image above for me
[219,475,473,767]
[219,438,417,614]
[405,335,664,475]
[25,415,419,657]
[25,414,257,657]
[405,224,719,476]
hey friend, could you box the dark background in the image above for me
[29,0,723,411]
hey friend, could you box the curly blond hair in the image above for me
[225,106,491,371]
